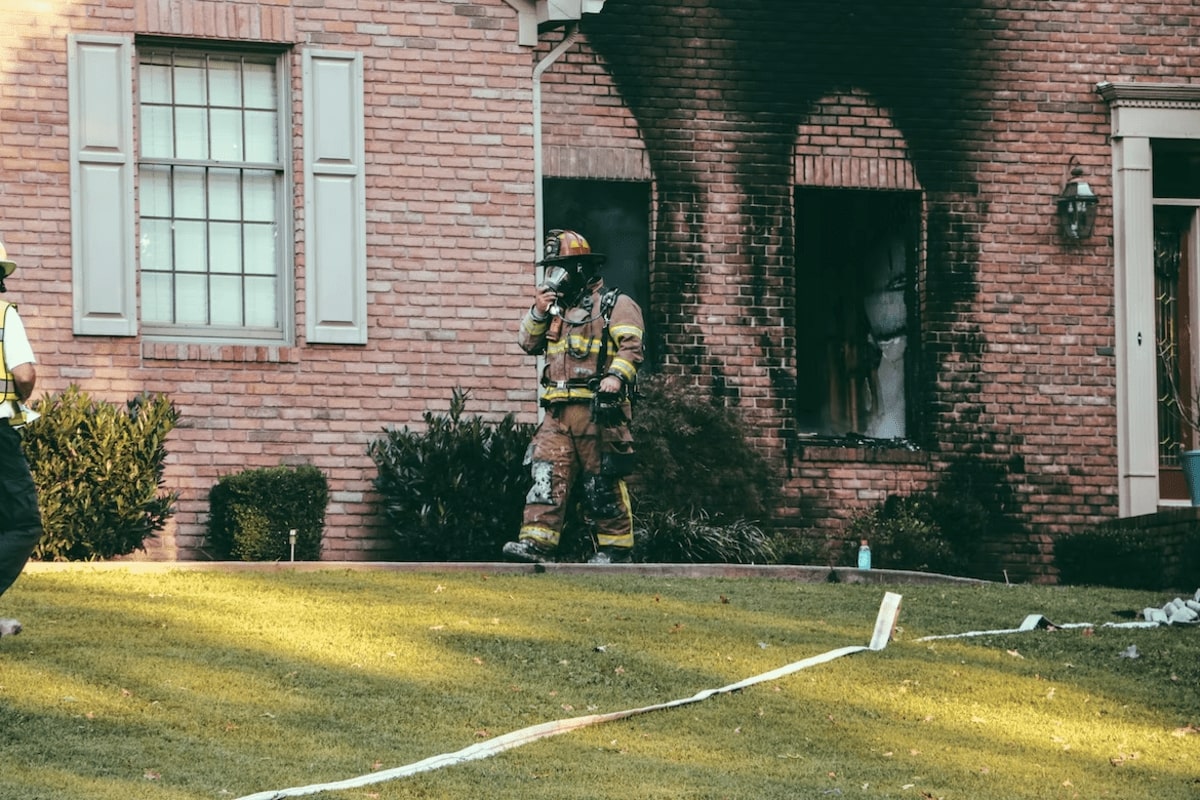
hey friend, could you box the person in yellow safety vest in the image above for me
[503,229,645,565]
[0,239,43,638]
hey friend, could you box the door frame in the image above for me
[1100,81,1200,515]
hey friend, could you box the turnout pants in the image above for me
[520,403,634,551]
[0,426,42,598]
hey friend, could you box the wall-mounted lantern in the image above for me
[1057,159,1099,241]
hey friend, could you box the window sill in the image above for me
[141,340,300,364]
[792,437,930,465]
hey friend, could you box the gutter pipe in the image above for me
[532,24,582,277]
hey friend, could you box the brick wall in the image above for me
[0,0,540,560]
[5,1,1200,579]
[539,0,1200,581]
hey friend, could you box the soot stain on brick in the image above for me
[587,0,1008,465]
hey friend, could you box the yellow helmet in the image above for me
[0,239,14,279]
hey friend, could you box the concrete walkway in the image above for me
[24,560,987,585]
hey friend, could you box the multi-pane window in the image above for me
[137,49,285,336]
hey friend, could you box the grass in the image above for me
[0,569,1198,800]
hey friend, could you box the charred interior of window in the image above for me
[794,188,921,442]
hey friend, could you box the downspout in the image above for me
[532,23,582,277]
[531,25,582,419]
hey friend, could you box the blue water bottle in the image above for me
[857,539,872,570]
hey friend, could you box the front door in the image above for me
[1152,144,1200,502]
[1154,207,1194,501]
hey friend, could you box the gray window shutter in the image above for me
[68,34,137,337]
[303,50,367,345]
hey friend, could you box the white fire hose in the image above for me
[235,592,904,800]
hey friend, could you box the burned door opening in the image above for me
[794,188,920,439]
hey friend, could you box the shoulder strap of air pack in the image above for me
[594,287,622,378]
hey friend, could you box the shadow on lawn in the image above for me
[1,571,1198,800]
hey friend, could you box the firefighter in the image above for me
[0,239,43,637]
[503,229,644,564]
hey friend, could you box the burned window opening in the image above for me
[794,188,921,441]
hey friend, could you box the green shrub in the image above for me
[366,378,781,564]
[767,528,834,566]
[1054,526,1197,590]
[845,489,986,575]
[630,373,778,524]
[20,387,179,561]
[620,373,780,563]
[207,465,328,561]
[368,389,534,561]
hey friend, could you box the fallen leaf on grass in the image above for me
[1006,649,1024,659]
[1171,724,1199,737]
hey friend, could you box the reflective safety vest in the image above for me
[0,301,28,426]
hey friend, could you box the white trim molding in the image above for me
[503,0,607,46]
[1098,81,1200,516]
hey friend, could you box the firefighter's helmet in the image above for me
[0,239,15,279]
[538,229,606,266]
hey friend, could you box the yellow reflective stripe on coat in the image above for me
[609,322,643,340]
[541,386,596,403]
[0,301,26,426]
[545,333,605,357]
[0,301,17,402]
[522,311,550,336]
[607,357,637,383]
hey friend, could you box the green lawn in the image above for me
[0,569,1197,800]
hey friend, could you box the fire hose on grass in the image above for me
[234,592,904,800]
[235,587,1200,800]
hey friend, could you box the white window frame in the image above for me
[136,44,293,342]
[68,35,368,346]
